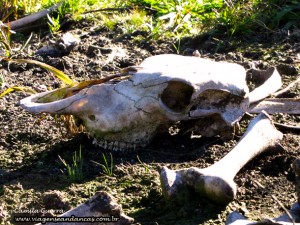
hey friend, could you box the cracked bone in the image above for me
[226,203,300,225]
[20,54,249,150]
[160,111,283,205]
[35,191,134,225]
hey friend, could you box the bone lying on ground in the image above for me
[248,67,282,104]
[20,54,250,150]
[160,111,283,205]
[35,191,134,225]
[249,98,300,114]
[226,203,300,225]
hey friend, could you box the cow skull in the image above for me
[20,54,249,150]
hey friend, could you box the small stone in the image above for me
[87,45,101,57]
[276,64,298,75]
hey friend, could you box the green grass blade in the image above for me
[7,58,76,86]
[0,86,36,98]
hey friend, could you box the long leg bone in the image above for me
[35,191,134,225]
[226,203,300,225]
[160,111,283,205]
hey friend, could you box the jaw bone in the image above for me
[160,111,283,205]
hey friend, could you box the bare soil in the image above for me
[1,19,300,225]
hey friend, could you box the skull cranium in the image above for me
[20,54,249,150]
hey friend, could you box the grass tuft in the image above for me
[92,152,114,177]
[58,146,84,183]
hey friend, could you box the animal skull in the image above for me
[20,54,249,150]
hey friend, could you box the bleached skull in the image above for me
[20,54,249,150]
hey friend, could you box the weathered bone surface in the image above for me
[160,111,283,205]
[226,203,300,225]
[20,54,249,150]
[249,98,300,114]
[35,191,134,225]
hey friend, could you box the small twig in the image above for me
[5,1,63,31]
[274,122,300,134]
[272,75,300,98]
[252,179,295,225]
[82,7,131,14]
[246,109,300,134]
[82,6,157,15]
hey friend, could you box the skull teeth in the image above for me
[93,139,139,151]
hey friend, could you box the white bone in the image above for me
[249,98,300,114]
[20,54,249,149]
[226,203,300,225]
[248,67,282,104]
[35,191,133,225]
[160,111,283,205]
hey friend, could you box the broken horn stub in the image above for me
[20,54,249,151]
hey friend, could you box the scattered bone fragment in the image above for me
[249,98,300,114]
[35,191,134,225]
[160,111,283,205]
[226,203,300,225]
[248,67,282,104]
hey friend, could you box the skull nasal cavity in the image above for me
[161,81,193,112]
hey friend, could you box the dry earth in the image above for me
[0,19,300,225]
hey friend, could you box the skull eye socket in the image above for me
[161,81,194,113]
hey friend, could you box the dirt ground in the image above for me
[0,19,300,225]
